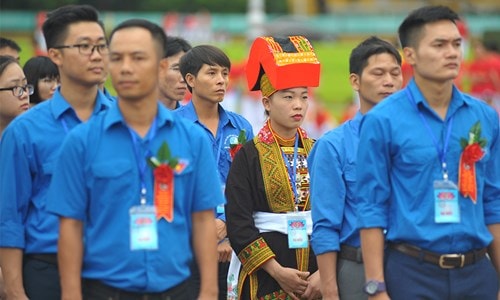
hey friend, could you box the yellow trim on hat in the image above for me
[260,74,277,97]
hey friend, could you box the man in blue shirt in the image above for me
[310,36,402,300]
[175,44,254,300]
[158,36,192,110]
[0,5,111,299]
[47,19,222,299]
[357,6,500,299]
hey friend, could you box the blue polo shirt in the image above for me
[174,101,254,221]
[310,112,362,255]
[47,102,224,292]
[357,79,500,253]
[0,88,111,253]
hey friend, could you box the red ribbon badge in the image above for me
[153,164,174,221]
[458,143,484,204]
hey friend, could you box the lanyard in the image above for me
[282,133,300,210]
[61,118,69,134]
[128,118,158,205]
[405,90,454,180]
[215,128,224,183]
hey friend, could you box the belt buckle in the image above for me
[438,254,464,269]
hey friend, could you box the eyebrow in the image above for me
[75,37,107,43]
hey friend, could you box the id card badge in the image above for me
[286,213,308,249]
[433,179,460,223]
[129,205,159,250]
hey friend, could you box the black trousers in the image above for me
[23,255,61,300]
[82,279,190,300]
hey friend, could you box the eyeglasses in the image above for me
[0,84,34,97]
[53,43,108,56]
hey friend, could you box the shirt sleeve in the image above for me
[356,112,391,229]
[46,129,88,221]
[0,126,32,248]
[483,112,500,225]
[310,134,344,255]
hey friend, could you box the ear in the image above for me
[403,47,416,66]
[185,73,195,90]
[349,73,360,92]
[262,96,271,113]
[47,48,63,67]
[159,58,169,76]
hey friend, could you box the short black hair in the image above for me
[349,36,402,75]
[165,36,192,58]
[109,19,167,58]
[0,55,19,76]
[42,5,102,49]
[179,45,231,93]
[398,5,459,48]
[23,56,59,104]
[0,37,21,52]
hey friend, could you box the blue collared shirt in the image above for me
[174,101,254,221]
[357,79,500,253]
[46,102,224,292]
[0,88,112,253]
[310,112,363,255]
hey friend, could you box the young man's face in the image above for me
[352,52,402,111]
[158,51,188,104]
[405,20,462,83]
[50,22,107,87]
[186,63,229,104]
[108,27,160,102]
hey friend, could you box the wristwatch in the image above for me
[363,280,386,296]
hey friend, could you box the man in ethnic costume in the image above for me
[225,35,322,300]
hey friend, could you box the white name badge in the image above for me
[129,205,159,250]
[286,213,309,249]
[433,180,460,223]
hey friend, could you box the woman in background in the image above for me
[0,55,31,136]
[23,56,59,105]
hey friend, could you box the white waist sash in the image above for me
[227,211,312,299]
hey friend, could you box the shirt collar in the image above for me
[50,87,113,120]
[407,78,470,114]
[103,101,174,131]
[182,100,236,129]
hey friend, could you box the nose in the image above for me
[382,73,395,87]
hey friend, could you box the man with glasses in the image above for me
[0,5,112,299]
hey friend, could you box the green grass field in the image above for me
[8,34,359,121]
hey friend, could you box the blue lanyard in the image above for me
[128,118,158,205]
[215,128,224,182]
[282,133,299,210]
[405,90,454,180]
[61,118,69,134]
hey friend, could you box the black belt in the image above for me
[25,253,58,265]
[339,244,363,263]
[389,243,487,269]
[82,279,188,300]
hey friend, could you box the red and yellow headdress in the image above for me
[246,36,321,97]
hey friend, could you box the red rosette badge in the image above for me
[458,122,486,204]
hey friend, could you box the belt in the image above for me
[389,243,487,269]
[339,244,363,263]
[25,254,58,265]
[82,279,188,300]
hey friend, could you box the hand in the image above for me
[272,266,310,300]
[215,219,227,241]
[301,270,322,300]
[217,239,232,263]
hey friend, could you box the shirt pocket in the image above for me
[90,160,134,205]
